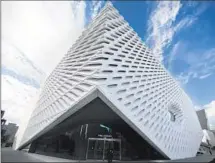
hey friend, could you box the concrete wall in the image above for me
[197,109,208,130]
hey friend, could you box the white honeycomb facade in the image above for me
[18,3,203,160]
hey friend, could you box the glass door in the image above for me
[86,138,121,160]
[86,139,96,159]
[86,138,105,160]
[94,140,104,160]
[113,140,121,160]
[104,140,121,160]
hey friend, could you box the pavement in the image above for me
[173,154,215,162]
[1,147,215,162]
[1,148,43,162]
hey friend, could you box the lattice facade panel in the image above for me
[18,3,202,160]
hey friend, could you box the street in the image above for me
[1,148,43,162]
[1,147,215,162]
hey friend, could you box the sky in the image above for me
[1,1,215,131]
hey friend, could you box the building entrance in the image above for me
[28,98,166,161]
[86,137,121,160]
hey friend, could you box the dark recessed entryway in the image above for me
[28,98,166,161]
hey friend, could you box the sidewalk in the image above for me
[26,153,74,162]
[26,153,115,162]
[26,152,215,163]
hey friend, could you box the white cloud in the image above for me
[2,1,86,75]
[147,2,201,62]
[176,48,215,84]
[176,72,190,85]
[167,41,182,70]
[2,40,46,86]
[90,1,104,19]
[1,75,39,126]
[194,105,203,112]
[146,1,182,61]
[199,73,212,79]
[174,16,197,32]
[194,3,208,16]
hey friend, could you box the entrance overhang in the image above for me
[18,88,169,159]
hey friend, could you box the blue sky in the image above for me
[2,1,215,130]
[108,1,215,106]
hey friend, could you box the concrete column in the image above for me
[28,141,37,153]
[56,137,60,153]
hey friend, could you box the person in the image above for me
[107,148,114,163]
